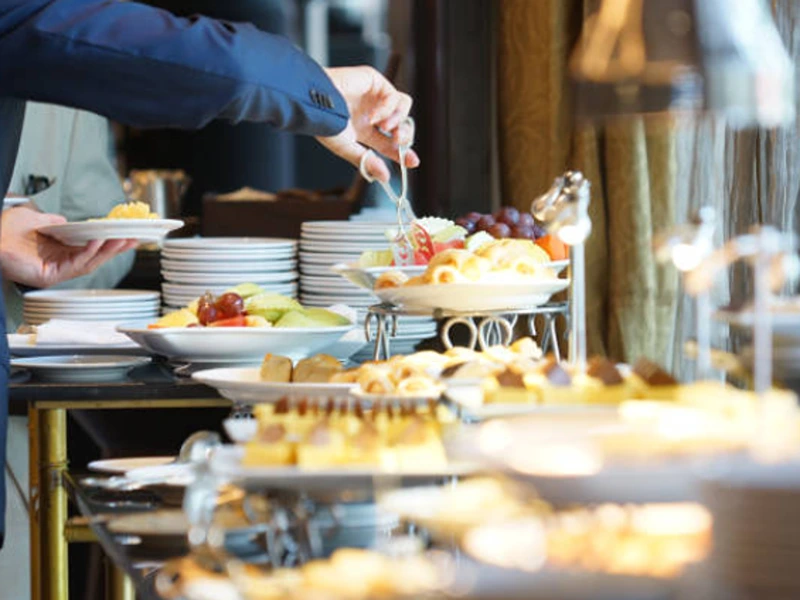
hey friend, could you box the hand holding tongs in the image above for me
[360,117,420,266]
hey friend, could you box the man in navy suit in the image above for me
[0,0,418,546]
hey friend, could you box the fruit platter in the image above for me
[119,284,354,364]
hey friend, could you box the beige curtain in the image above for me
[498,0,800,373]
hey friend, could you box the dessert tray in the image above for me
[39,218,184,246]
[333,260,569,292]
[209,445,477,492]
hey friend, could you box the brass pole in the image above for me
[38,408,69,600]
[106,560,136,600]
[28,405,41,600]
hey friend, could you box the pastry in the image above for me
[374,270,408,290]
[259,354,293,383]
[292,353,342,383]
[242,423,294,466]
[631,358,680,401]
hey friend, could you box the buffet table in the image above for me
[10,363,228,600]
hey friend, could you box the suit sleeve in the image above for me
[0,0,349,135]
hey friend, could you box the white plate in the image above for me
[24,315,158,326]
[209,445,477,492]
[25,298,160,309]
[7,333,145,357]
[299,252,362,264]
[23,289,160,304]
[119,324,354,363]
[162,282,298,295]
[161,271,298,285]
[163,237,296,251]
[11,355,151,382]
[160,259,296,273]
[301,221,394,231]
[301,241,381,253]
[300,296,375,308]
[162,249,296,261]
[376,280,569,312]
[192,367,354,403]
[88,456,176,473]
[39,219,184,247]
[24,305,158,315]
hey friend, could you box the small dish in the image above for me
[11,354,151,383]
[39,218,184,247]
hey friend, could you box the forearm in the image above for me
[0,0,348,134]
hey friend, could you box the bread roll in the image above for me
[260,354,293,382]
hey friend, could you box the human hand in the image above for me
[316,66,419,183]
[0,206,138,288]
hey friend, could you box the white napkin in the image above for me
[34,319,134,346]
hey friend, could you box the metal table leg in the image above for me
[37,408,69,600]
[28,406,41,600]
[106,560,136,600]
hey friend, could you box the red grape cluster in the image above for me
[456,207,546,240]
[196,292,245,325]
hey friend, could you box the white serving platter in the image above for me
[118,324,354,363]
[192,367,354,403]
[375,280,570,312]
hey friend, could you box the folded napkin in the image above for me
[34,319,135,346]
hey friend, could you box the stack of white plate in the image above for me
[23,290,160,325]
[702,459,800,595]
[161,238,298,309]
[299,221,390,309]
[300,221,437,359]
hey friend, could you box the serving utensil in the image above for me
[531,171,592,372]
[360,117,428,266]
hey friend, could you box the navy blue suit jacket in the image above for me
[0,0,350,545]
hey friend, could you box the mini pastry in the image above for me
[483,365,539,404]
[375,270,408,290]
[259,353,293,382]
[242,423,295,466]
[631,358,680,401]
[296,420,347,469]
[293,354,342,383]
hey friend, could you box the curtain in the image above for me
[497,0,800,374]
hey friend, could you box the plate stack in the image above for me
[23,290,160,325]
[300,221,437,359]
[161,238,298,309]
[701,459,800,596]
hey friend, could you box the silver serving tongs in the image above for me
[360,117,418,265]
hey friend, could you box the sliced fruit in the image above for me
[225,283,264,299]
[244,292,302,323]
[536,234,569,261]
[207,315,248,327]
[149,308,199,329]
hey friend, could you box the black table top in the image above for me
[9,360,222,414]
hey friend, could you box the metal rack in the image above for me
[364,302,570,360]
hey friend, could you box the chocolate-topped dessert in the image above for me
[633,358,677,386]
[587,357,624,386]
